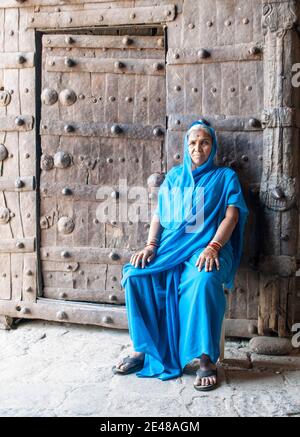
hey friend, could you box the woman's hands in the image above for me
[195,246,220,272]
[130,245,157,268]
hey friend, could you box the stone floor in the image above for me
[0,319,299,417]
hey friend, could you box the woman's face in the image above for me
[188,128,212,168]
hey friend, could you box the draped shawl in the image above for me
[121,120,249,292]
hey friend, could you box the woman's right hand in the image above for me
[130,245,157,268]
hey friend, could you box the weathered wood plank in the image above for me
[0,176,35,191]
[168,114,262,131]
[167,44,262,65]
[43,287,125,304]
[0,254,11,300]
[42,34,164,50]
[22,253,37,302]
[0,238,35,253]
[0,116,34,132]
[0,298,128,330]
[40,246,134,264]
[2,0,131,7]
[26,4,176,29]
[40,120,165,138]
[0,52,35,69]
[45,56,165,75]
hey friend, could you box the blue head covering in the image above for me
[156,119,218,230]
[122,119,249,292]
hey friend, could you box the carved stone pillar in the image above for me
[258,0,299,337]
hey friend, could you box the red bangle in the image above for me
[208,241,222,251]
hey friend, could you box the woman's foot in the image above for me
[115,351,145,372]
[194,353,217,388]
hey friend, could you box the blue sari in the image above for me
[121,120,249,380]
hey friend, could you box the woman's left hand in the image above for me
[195,246,220,272]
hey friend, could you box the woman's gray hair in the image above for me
[187,124,212,139]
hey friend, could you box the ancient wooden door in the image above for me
[166,1,265,336]
[39,28,166,311]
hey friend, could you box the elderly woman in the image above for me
[112,119,249,391]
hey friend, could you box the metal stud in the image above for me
[57,311,67,321]
[109,294,118,302]
[26,270,33,276]
[0,144,8,161]
[271,187,284,200]
[40,154,54,171]
[153,127,163,137]
[115,61,125,69]
[59,89,77,106]
[153,63,163,72]
[61,251,71,258]
[16,241,25,249]
[25,287,32,293]
[65,36,75,45]
[64,57,76,67]
[249,46,260,55]
[15,116,25,126]
[54,151,72,168]
[64,124,74,133]
[102,315,113,324]
[147,172,165,188]
[248,118,260,128]
[57,216,75,235]
[15,178,24,188]
[198,49,210,59]
[0,207,11,224]
[111,124,123,135]
[62,187,73,196]
[280,234,289,241]
[41,88,58,106]
[20,307,30,315]
[109,252,119,261]
[174,85,181,92]
[122,36,133,46]
[17,54,27,64]
[59,292,68,299]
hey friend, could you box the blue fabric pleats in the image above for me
[124,248,232,381]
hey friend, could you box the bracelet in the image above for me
[146,241,159,248]
[208,240,222,251]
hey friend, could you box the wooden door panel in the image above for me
[39,31,165,304]
[167,0,264,323]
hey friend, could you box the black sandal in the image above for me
[193,368,218,391]
[112,355,145,375]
